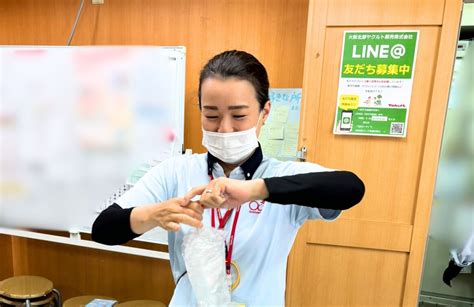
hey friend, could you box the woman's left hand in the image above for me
[185,178,269,209]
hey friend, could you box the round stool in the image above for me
[0,275,61,306]
[115,300,166,307]
[63,295,116,307]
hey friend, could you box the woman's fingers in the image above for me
[211,182,225,199]
[184,185,207,202]
[200,182,227,208]
[165,221,181,232]
[172,213,203,229]
[183,178,231,209]
[187,201,204,215]
[164,201,203,220]
[180,206,203,221]
[148,198,204,232]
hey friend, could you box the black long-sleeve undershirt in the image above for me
[263,171,364,210]
[91,205,138,245]
[91,171,365,245]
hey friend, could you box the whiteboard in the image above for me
[0,46,185,245]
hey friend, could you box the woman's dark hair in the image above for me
[198,50,269,110]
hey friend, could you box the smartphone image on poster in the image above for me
[340,110,353,131]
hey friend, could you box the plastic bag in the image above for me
[182,227,231,306]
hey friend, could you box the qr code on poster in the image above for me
[390,122,404,135]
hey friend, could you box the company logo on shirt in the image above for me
[248,200,265,214]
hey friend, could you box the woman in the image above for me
[92,50,365,306]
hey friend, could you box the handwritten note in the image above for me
[266,125,285,140]
[261,139,283,157]
[280,123,299,157]
[271,106,290,124]
[259,89,301,160]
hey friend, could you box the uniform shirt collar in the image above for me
[207,144,263,180]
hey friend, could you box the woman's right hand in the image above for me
[130,197,204,234]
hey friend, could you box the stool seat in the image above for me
[0,275,53,299]
[0,292,55,306]
[115,300,166,307]
[63,295,116,307]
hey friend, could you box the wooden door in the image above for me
[286,0,463,306]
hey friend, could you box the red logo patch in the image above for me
[248,200,265,214]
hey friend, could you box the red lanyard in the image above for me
[209,174,242,275]
[211,206,241,275]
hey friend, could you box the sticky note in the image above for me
[266,125,285,140]
[261,139,282,157]
[271,106,290,123]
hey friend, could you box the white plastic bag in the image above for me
[182,227,231,306]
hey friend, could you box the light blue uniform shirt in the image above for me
[116,153,341,306]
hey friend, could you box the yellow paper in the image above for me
[261,139,282,157]
[285,123,299,139]
[266,125,285,140]
[338,94,359,110]
[271,106,290,123]
[280,123,299,157]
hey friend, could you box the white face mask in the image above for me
[202,114,262,164]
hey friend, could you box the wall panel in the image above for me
[0,235,13,280]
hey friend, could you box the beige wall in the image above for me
[0,0,309,303]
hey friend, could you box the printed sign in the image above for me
[333,30,419,137]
